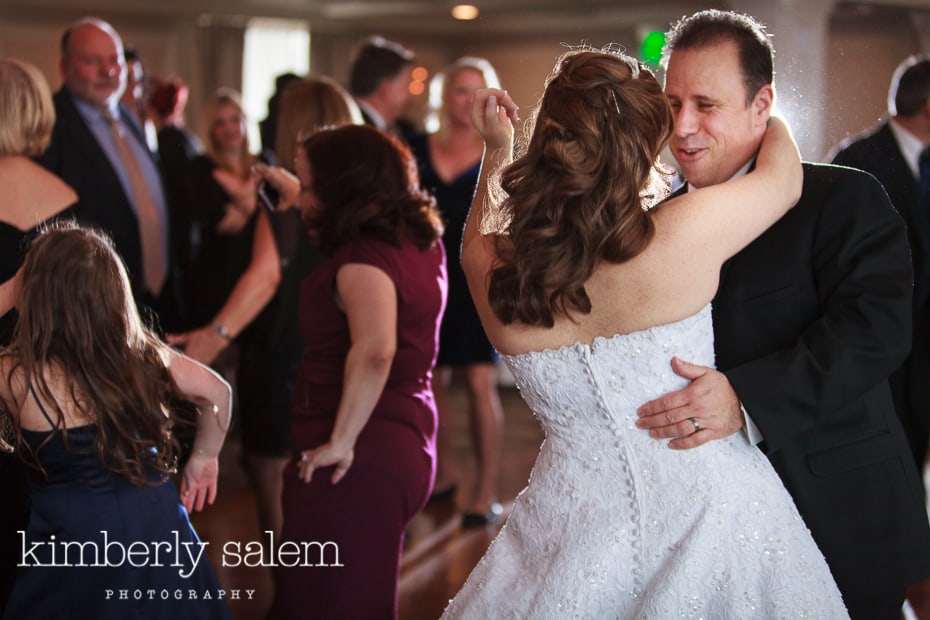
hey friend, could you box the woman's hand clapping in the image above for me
[212,168,258,217]
[252,162,301,211]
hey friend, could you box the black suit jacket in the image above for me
[707,163,930,597]
[831,122,930,317]
[830,123,930,473]
[36,88,183,330]
[358,103,415,145]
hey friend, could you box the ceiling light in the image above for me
[451,4,479,21]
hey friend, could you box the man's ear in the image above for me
[752,84,774,127]
[921,96,930,121]
[373,77,391,100]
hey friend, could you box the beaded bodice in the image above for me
[441,304,848,619]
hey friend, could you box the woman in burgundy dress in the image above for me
[268,125,447,619]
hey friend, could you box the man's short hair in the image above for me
[662,9,774,106]
[348,36,414,97]
[889,54,930,117]
[60,16,123,58]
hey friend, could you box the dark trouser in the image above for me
[843,587,906,620]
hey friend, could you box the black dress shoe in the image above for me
[428,484,458,504]
[461,502,503,529]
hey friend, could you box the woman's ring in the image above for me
[689,417,700,433]
[301,453,309,463]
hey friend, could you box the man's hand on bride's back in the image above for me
[470,88,518,152]
[635,357,744,449]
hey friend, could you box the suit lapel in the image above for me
[55,90,129,196]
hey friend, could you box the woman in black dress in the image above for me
[170,77,362,545]
[409,57,506,525]
[0,58,79,615]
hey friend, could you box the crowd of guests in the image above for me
[0,8,928,620]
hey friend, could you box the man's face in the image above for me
[382,68,412,123]
[60,24,126,109]
[664,40,771,188]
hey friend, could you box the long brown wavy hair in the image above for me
[3,222,182,485]
[300,124,444,254]
[488,49,674,327]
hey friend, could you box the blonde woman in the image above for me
[171,77,362,549]
[409,57,505,525]
[185,88,258,327]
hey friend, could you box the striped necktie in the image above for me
[102,109,166,295]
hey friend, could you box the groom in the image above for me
[636,9,930,619]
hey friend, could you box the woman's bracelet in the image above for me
[211,322,233,341]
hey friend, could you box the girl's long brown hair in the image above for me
[4,222,182,485]
[488,50,674,327]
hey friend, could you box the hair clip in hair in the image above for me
[609,89,622,116]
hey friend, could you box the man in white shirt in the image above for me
[830,55,930,483]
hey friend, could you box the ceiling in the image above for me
[4,0,926,36]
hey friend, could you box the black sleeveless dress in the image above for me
[0,207,75,615]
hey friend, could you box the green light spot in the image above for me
[640,31,665,66]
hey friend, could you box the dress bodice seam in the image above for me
[499,304,712,363]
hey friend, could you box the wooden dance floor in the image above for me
[191,377,930,620]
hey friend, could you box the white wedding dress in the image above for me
[441,304,848,619]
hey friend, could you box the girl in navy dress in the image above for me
[0,223,232,620]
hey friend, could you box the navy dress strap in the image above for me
[28,384,57,429]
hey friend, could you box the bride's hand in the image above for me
[470,88,518,152]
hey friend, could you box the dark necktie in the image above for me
[919,146,930,206]
[914,146,930,308]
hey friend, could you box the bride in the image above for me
[441,49,849,618]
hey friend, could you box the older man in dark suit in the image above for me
[635,10,930,619]
[35,17,182,330]
[830,55,930,481]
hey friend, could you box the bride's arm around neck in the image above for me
[631,117,802,322]
[654,117,802,268]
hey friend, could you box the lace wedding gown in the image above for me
[441,305,848,619]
